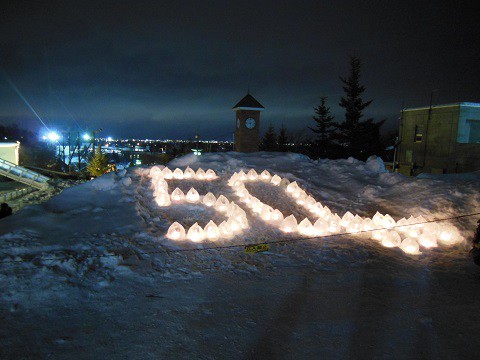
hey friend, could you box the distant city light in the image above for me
[83,133,91,141]
[107,136,113,142]
[47,131,60,142]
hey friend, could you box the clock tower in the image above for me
[232,93,264,152]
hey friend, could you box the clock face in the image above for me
[245,118,256,129]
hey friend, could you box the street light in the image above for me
[83,133,91,141]
[47,131,60,142]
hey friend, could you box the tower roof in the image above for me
[232,93,264,110]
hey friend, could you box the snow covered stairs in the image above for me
[0,158,51,190]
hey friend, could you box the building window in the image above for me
[467,120,480,143]
[414,125,423,142]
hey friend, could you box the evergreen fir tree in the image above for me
[260,124,278,151]
[277,124,289,152]
[308,96,336,159]
[338,56,385,160]
[87,145,109,177]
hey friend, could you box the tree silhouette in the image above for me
[338,56,385,160]
[260,124,278,151]
[309,96,336,158]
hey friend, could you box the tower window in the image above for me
[414,125,423,142]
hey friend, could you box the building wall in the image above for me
[235,110,260,152]
[0,142,20,165]
[398,104,480,175]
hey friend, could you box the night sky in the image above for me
[1,1,479,140]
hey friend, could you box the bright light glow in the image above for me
[184,167,195,179]
[237,171,247,181]
[260,170,271,181]
[286,181,299,193]
[418,233,438,248]
[47,131,60,142]
[107,136,113,142]
[83,133,91,141]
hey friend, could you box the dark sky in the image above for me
[1,0,479,140]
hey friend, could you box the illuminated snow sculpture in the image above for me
[173,168,184,179]
[298,218,315,236]
[186,187,200,203]
[205,169,217,180]
[204,221,220,241]
[260,170,272,182]
[280,215,298,233]
[187,223,204,242]
[167,222,186,240]
[184,167,195,179]
[155,192,172,207]
[195,168,206,180]
[202,192,217,207]
[171,188,185,202]
[400,237,420,254]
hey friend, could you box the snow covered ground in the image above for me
[1,152,479,359]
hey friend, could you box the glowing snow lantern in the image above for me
[236,187,249,198]
[204,221,220,241]
[150,165,165,177]
[166,222,186,240]
[382,214,396,229]
[407,226,421,238]
[202,192,216,207]
[156,179,168,192]
[381,231,401,248]
[227,218,242,234]
[219,221,234,239]
[305,196,316,210]
[313,218,328,235]
[186,187,200,203]
[326,219,339,234]
[231,181,244,190]
[195,168,206,180]
[279,177,290,188]
[226,203,237,217]
[252,201,263,214]
[286,181,299,193]
[340,212,354,228]
[247,169,258,181]
[400,238,420,254]
[347,222,362,234]
[280,215,298,233]
[310,203,323,216]
[438,227,456,245]
[228,173,239,186]
[271,175,282,186]
[362,218,375,232]
[205,169,217,180]
[155,192,171,207]
[242,194,253,204]
[171,188,185,202]
[184,167,195,179]
[173,168,184,179]
[296,193,308,205]
[238,215,249,229]
[215,195,230,212]
[187,223,204,242]
[371,229,386,241]
[162,167,173,179]
[237,170,247,181]
[260,170,271,182]
[271,209,284,223]
[372,212,384,227]
[261,205,274,221]
[418,233,438,248]
[298,218,315,236]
